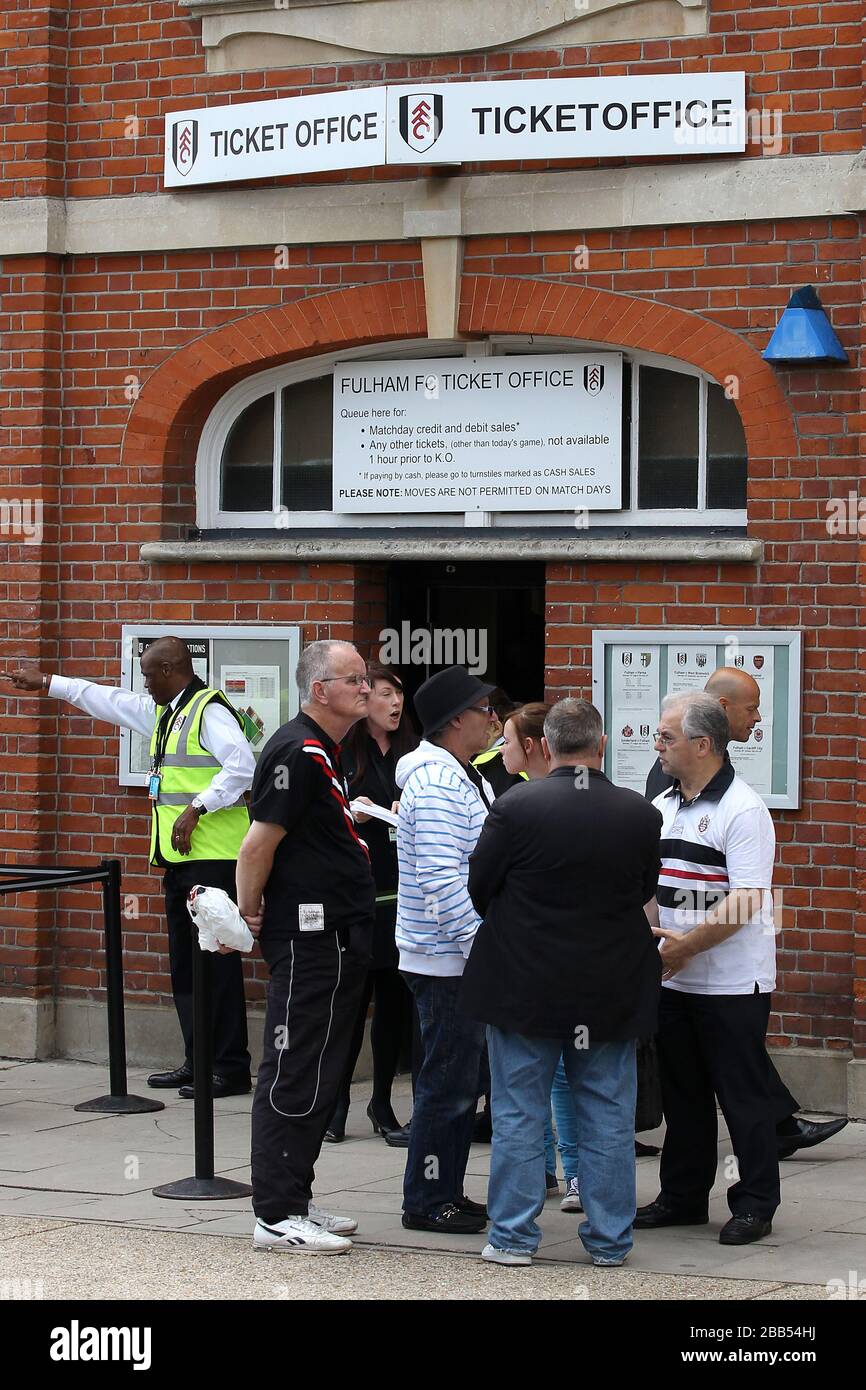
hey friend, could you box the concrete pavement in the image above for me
[0,1058,862,1300]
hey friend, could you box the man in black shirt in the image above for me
[237,640,376,1254]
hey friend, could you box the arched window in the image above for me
[196,338,747,530]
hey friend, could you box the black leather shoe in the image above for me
[178,1074,251,1099]
[368,1101,411,1146]
[456,1194,488,1219]
[719,1214,773,1245]
[633,1198,709,1229]
[776,1116,848,1159]
[402,1203,487,1234]
[383,1123,411,1148]
[323,1125,346,1144]
[147,1065,193,1089]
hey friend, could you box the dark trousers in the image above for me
[401,972,485,1218]
[162,859,250,1081]
[767,1055,799,1126]
[657,987,780,1221]
[330,964,414,1124]
[251,924,370,1222]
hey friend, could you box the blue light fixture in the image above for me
[763,285,848,365]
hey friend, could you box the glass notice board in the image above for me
[591,629,802,809]
[118,624,301,787]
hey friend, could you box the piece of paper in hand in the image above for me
[187,885,255,953]
[350,799,399,828]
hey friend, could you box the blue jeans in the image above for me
[543,1056,581,1183]
[487,1026,637,1260]
[544,1108,556,1177]
[551,1055,581,1184]
[401,973,485,1217]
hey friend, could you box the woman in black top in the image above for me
[325,662,418,1143]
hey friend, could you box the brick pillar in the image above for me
[0,2,69,1056]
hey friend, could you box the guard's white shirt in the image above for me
[653,768,776,995]
[48,676,255,813]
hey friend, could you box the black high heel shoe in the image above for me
[366,1100,404,1139]
[324,1108,348,1143]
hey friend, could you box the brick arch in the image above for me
[120,281,428,498]
[121,274,796,499]
[458,276,798,463]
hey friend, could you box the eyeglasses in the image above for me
[654,731,702,746]
[321,674,371,688]
[469,704,494,716]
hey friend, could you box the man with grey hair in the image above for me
[645,669,846,1159]
[636,689,779,1246]
[236,639,376,1254]
[460,697,663,1267]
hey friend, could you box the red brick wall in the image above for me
[7,235,852,1052]
[44,0,862,202]
[0,2,862,1056]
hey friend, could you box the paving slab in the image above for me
[0,1061,859,1299]
[0,1215,826,1301]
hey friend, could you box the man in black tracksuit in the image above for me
[236,640,376,1253]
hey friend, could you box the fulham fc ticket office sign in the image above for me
[165,73,746,186]
[332,354,622,514]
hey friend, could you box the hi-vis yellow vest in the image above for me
[473,745,529,781]
[149,687,250,866]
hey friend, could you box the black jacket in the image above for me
[343,735,401,969]
[460,767,663,1040]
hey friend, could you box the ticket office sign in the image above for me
[164,74,746,187]
[591,630,802,810]
[332,354,622,513]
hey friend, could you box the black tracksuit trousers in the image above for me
[251,922,371,1223]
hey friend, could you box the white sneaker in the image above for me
[481,1243,533,1267]
[307,1200,358,1235]
[253,1216,352,1254]
[561,1178,583,1213]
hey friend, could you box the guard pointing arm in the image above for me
[2,636,256,1096]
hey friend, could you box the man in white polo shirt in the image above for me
[635,691,779,1246]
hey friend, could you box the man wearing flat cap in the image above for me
[394,666,495,1235]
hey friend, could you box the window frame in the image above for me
[196,335,747,530]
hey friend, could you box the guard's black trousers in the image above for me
[657,987,780,1221]
[162,859,251,1082]
[251,922,371,1223]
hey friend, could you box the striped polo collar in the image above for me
[664,753,735,809]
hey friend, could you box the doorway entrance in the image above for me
[385,561,546,712]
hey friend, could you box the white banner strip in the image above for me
[164,73,746,188]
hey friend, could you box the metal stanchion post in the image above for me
[153,913,251,1200]
[75,859,163,1115]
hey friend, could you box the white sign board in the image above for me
[592,630,803,810]
[165,87,387,186]
[164,74,746,187]
[385,74,746,165]
[332,354,622,513]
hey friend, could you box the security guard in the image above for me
[3,636,255,1095]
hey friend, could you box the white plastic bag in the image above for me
[186,885,255,954]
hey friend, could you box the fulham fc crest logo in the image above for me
[172,119,199,178]
[583,363,605,395]
[398,93,444,153]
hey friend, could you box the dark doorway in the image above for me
[385,561,546,713]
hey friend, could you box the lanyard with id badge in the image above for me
[148,700,185,801]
